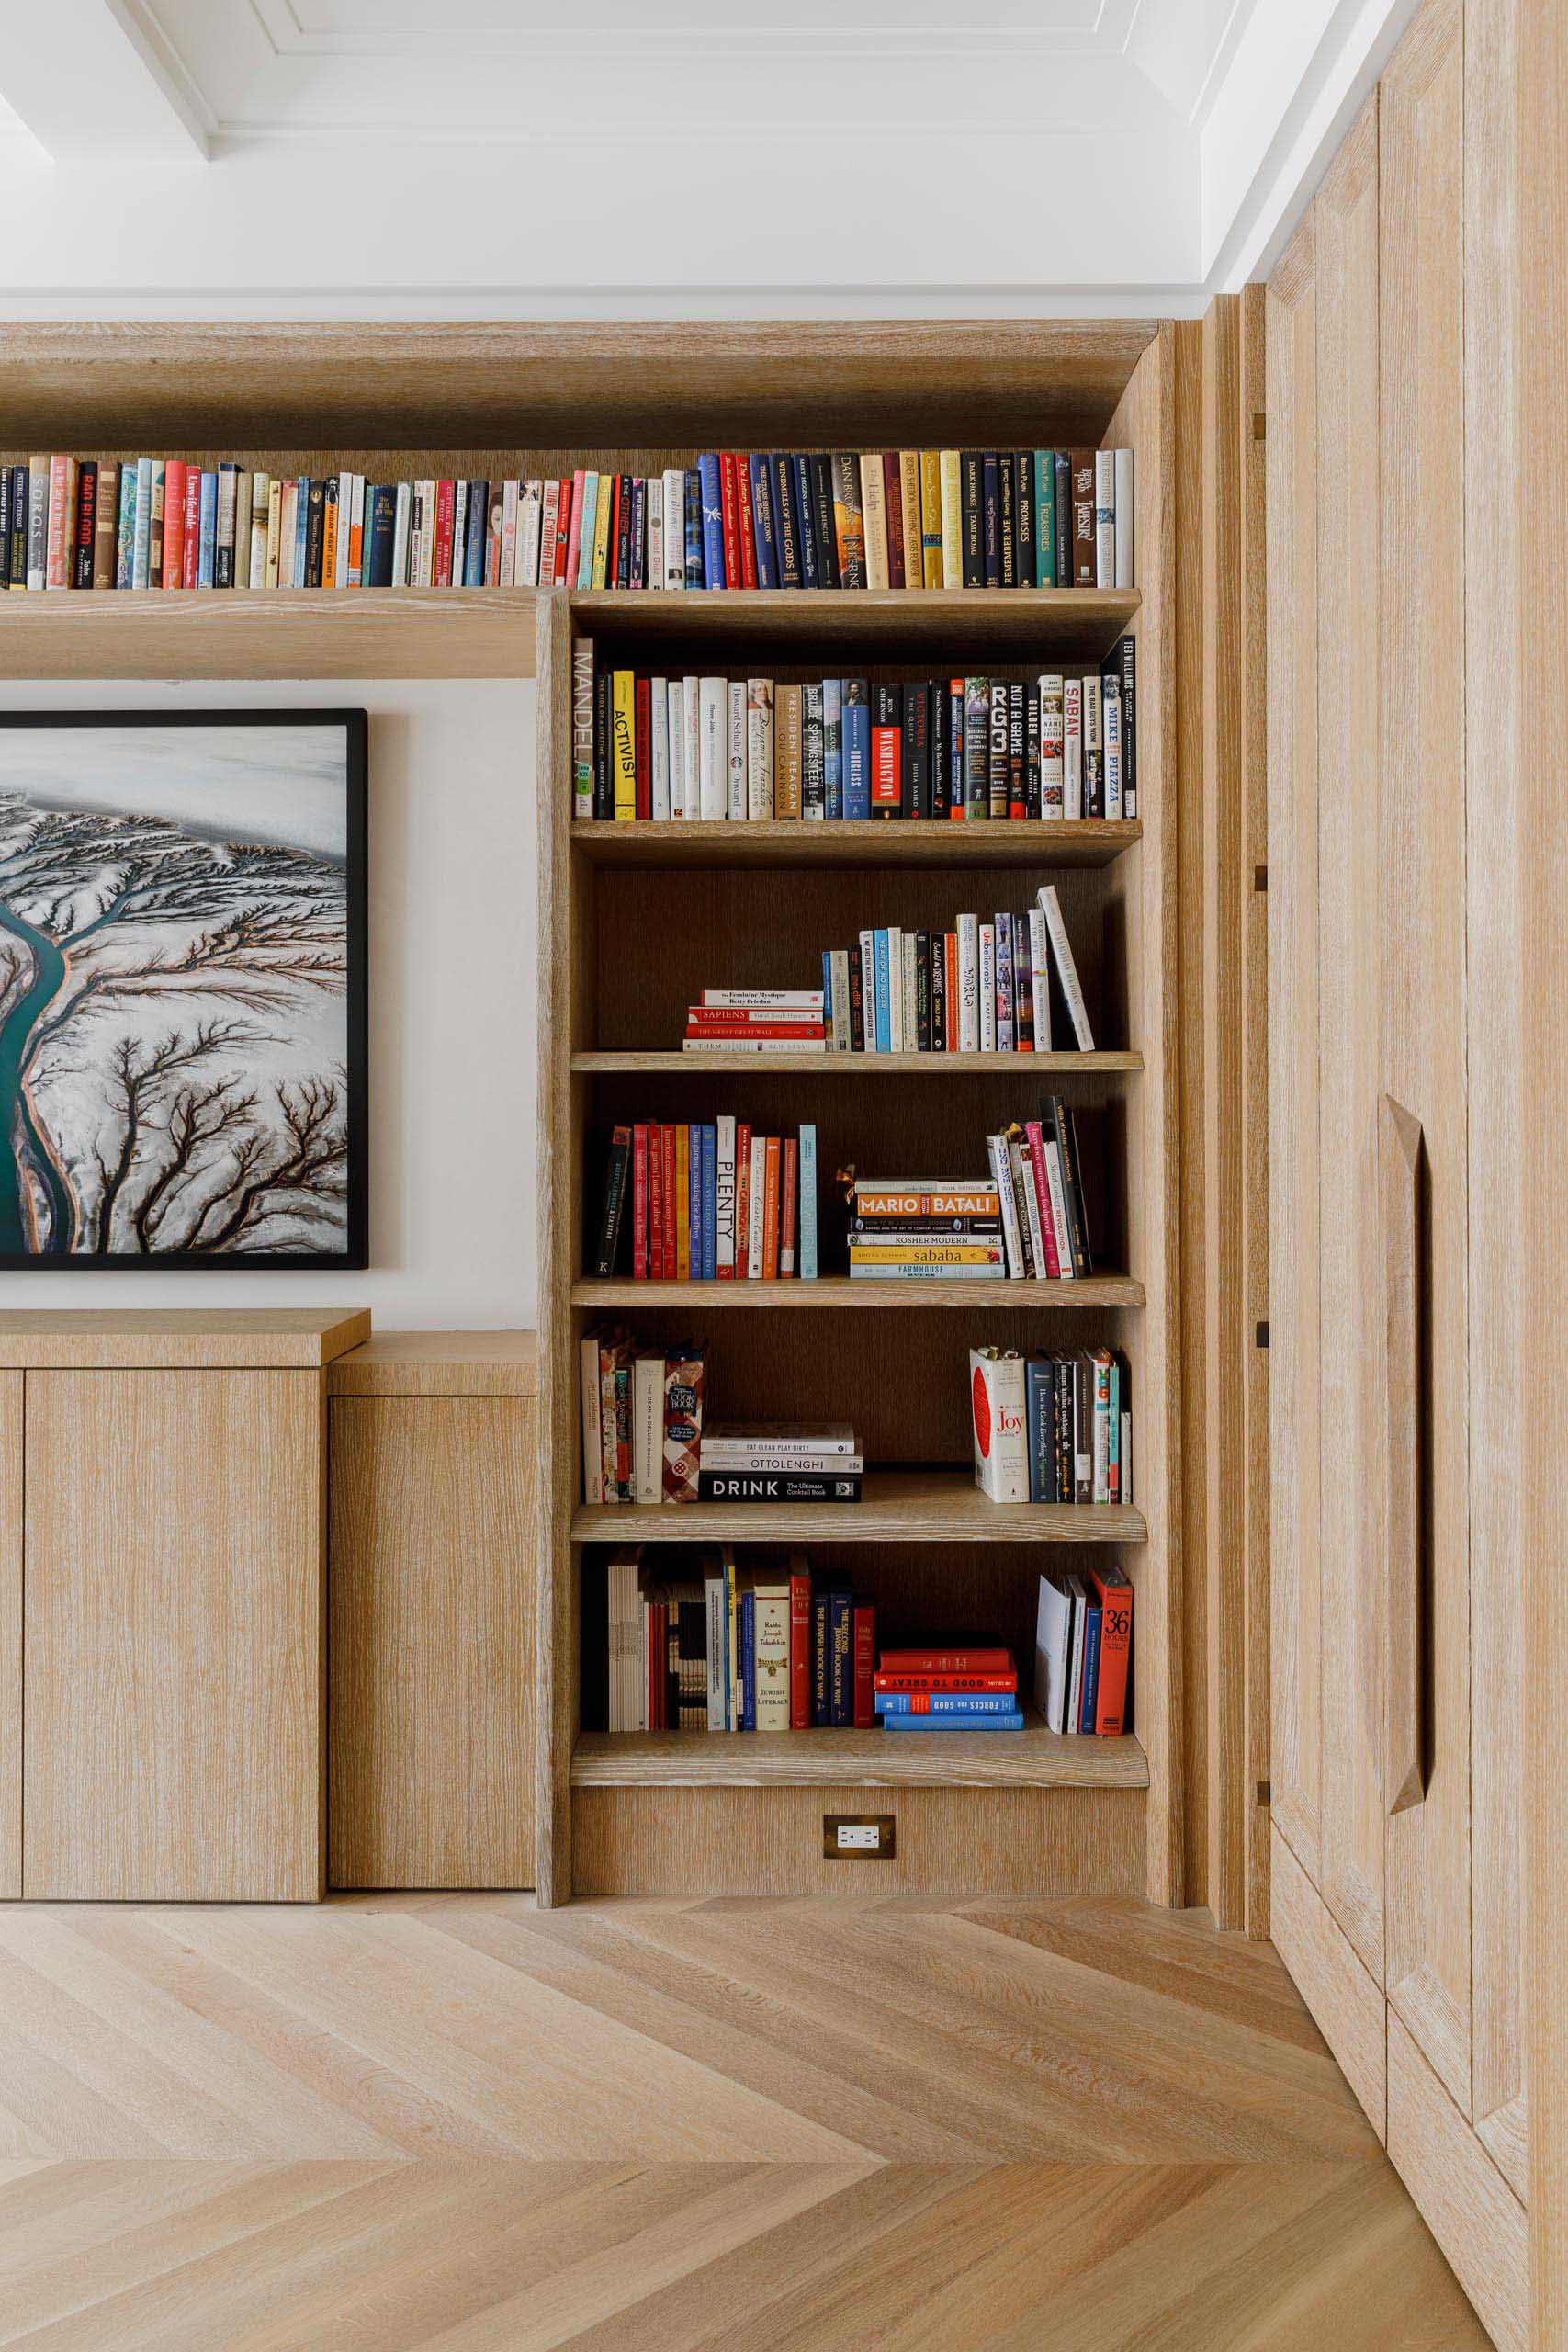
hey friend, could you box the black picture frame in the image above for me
[0,707,367,1269]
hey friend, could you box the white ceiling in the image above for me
[0,0,1418,312]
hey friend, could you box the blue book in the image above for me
[811,1591,831,1725]
[843,688,871,819]
[684,467,705,585]
[875,1691,1020,1715]
[365,484,396,587]
[828,1591,852,1726]
[1078,1593,1103,1732]
[1026,1358,1055,1503]
[823,679,843,818]
[696,454,726,589]
[197,470,218,589]
[116,462,137,589]
[793,455,818,587]
[884,1709,1026,1733]
[748,455,778,587]
[294,475,310,585]
[771,456,801,587]
[575,472,598,590]
[873,931,891,1054]
[701,1124,717,1279]
[799,1125,818,1280]
[740,1589,757,1730]
[464,479,488,585]
[688,1122,702,1275]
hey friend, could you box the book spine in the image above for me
[829,1594,852,1725]
[790,1569,812,1730]
[571,638,595,820]
[852,1604,875,1728]
[1094,448,1117,589]
[696,454,725,588]
[830,453,865,588]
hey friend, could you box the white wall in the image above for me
[0,675,536,1329]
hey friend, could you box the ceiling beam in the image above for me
[0,0,209,163]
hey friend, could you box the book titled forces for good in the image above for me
[971,1347,1030,1504]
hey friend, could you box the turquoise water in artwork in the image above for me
[0,897,71,1255]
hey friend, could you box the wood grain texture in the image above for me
[571,585,1139,658]
[1387,2010,1527,2352]
[570,1273,1145,1309]
[1314,96,1388,1990]
[1270,1824,1388,2145]
[327,1331,538,1396]
[0,587,537,681]
[1267,209,1324,1894]
[328,1396,536,1891]
[572,1475,1145,1546]
[1379,0,1472,2118]
[570,818,1142,870]
[571,1723,1147,1791]
[0,1375,18,1901]
[0,1309,367,1368]
[22,1370,325,1902]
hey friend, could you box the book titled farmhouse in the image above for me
[971,1348,1030,1503]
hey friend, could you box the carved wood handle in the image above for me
[1383,1094,1425,1817]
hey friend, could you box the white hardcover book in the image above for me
[726,681,747,821]
[450,481,468,588]
[682,676,702,820]
[858,929,876,1051]
[580,1332,604,1505]
[1063,676,1084,820]
[1066,1575,1089,1734]
[500,478,519,585]
[1034,1574,1073,1732]
[956,913,980,1052]
[699,676,728,819]
[1040,884,1095,1050]
[902,933,918,1051]
[987,1133,1026,1279]
[662,469,686,588]
[1114,447,1134,588]
[334,474,354,587]
[716,1114,737,1274]
[632,1352,664,1505]
[1102,676,1123,820]
[667,674,686,819]
[705,1567,728,1730]
[391,482,412,592]
[978,924,997,1053]
[1094,449,1116,590]
[970,1349,1030,1504]
[747,1137,767,1277]
[1043,1133,1075,1281]
[647,474,664,592]
[519,481,543,587]
[537,479,560,588]
[1039,675,1066,817]
[1084,678,1103,817]
[886,928,904,1052]
[249,475,271,591]
[1028,905,1052,1051]
[829,950,852,1053]
[746,679,774,818]
[753,1589,791,1728]
[701,990,825,1008]
[1020,1149,1051,1283]
[650,678,671,820]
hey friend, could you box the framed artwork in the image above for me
[0,708,367,1267]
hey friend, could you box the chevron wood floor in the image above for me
[0,1892,1488,2349]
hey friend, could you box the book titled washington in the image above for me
[697,1470,863,1503]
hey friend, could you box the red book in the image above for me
[554,478,573,584]
[606,475,622,585]
[780,1135,798,1276]
[1091,1566,1133,1735]
[564,469,587,586]
[719,453,742,589]
[163,460,186,594]
[660,1125,677,1279]
[632,1123,649,1280]
[73,461,97,589]
[635,676,652,819]
[684,1007,826,1030]
[878,1646,1013,1674]
[883,451,906,589]
[1024,1119,1060,1277]
[734,458,759,591]
[871,719,900,810]
[183,469,201,587]
[789,1564,811,1729]
[853,1604,876,1728]
[734,1123,751,1272]
[683,1020,825,1039]
[873,1672,1018,1694]
[434,480,456,589]
[648,1122,663,1280]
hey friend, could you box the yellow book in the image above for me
[591,470,615,589]
[675,1124,692,1279]
[860,454,889,591]
[919,450,944,587]
[939,451,963,588]
[849,1243,1004,1263]
[611,668,637,820]
[898,451,922,589]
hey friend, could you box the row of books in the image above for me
[581,1331,706,1506]
[845,1098,1097,1285]
[592,1120,819,1281]
[0,447,1131,597]
[1034,1567,1134,1736]
[579,647,1136,822]
[972,1347,1132,1506]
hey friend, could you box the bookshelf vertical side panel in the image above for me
[536,591,579,1905]
[1105,327,1183,1907]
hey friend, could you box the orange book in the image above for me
[1091,1564,1134,1735]
[675,1124,692,1280]
[734,1124,751,1277]
[761,1136,782,1278]
[347,487,365,582]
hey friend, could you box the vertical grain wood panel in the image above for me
[0,1374,19,1899]
[1464,0,1526,2199]
[1380,0,1472,2116]
[329,1396,535,1889]
[1267,209,1324,1891]
[1388,2010,1527,2352]
[1270,1824,1388,2140]
[1314,96,1389,1986]
[23,1370,324,1902]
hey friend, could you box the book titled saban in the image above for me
[971,1347,1030,1503]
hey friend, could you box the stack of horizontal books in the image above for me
[874,1645,1023,1733]
[847,1178,1005,1281]
[697,1424,863,1504]
[682,990,827,1055]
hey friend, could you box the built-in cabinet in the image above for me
[1267,1,1528,2341]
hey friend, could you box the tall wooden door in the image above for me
[1378,0,1473,2120]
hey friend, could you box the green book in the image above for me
[1035,448,1055,586]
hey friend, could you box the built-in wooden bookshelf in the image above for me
[537,325,1179,1905]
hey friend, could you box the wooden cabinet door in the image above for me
[23,1370,325,1901]
[1379,0,1473,2119]
[329,1395,536,1889]
[1313,93,1388,1990]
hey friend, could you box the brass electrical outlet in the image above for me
[823,1814,896,1859]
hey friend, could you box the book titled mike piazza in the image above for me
[697,1422,863,1504]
